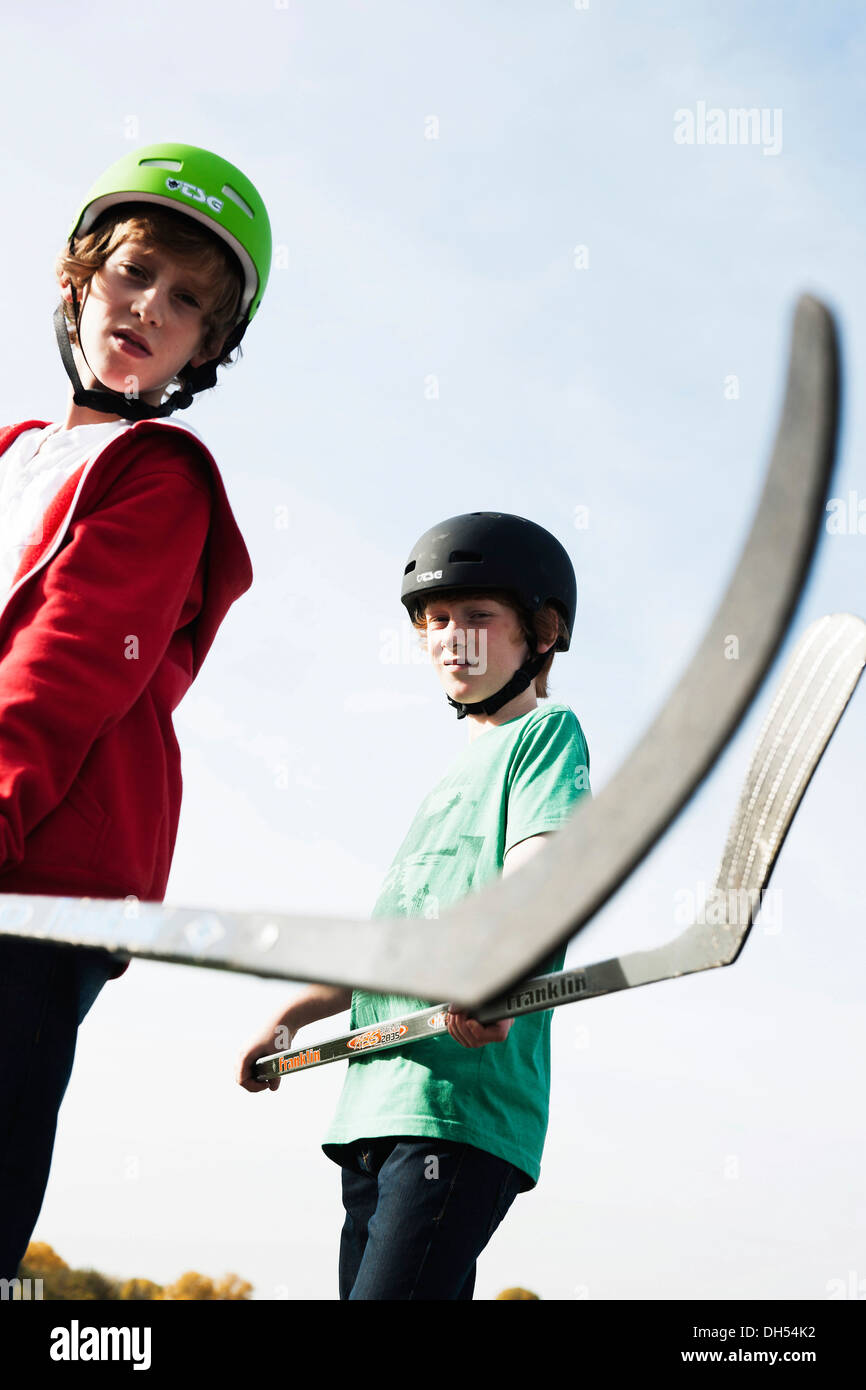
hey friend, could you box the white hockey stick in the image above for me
[251,612,866,1077]
[0,296,841,1004]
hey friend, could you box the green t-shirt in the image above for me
[321,701,591,1188]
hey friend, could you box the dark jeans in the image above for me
[0,938,115,1279]
[336,1136,525,1300]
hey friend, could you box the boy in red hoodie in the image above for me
[0,142,271,1278]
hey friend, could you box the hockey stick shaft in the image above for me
[255,970,598,1079]
[250,928,740,1080]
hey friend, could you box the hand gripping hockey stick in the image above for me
[252,612,866,1078]
[0,296,842,1003]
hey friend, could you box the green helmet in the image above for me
[68,141,271,323]
[56,142,272,420]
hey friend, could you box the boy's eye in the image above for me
[427,612,490,625]
[119,263,200,308]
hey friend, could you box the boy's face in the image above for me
[60,237,222,406]
[423,595,530,704]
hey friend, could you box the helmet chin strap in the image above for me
[446,646,550,720]
[53,282,245,422]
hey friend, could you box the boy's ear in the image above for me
[189,336,226,369]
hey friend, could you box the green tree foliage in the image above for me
[213,1274,253,1301]
[118,1278,164,1301]
[57,1269,121,1300]
[19,1242,252,1301]
[161,1271,253,1300]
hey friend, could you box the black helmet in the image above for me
[400,512,577,718]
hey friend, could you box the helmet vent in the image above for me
[138,157,183,171]
[448,550,482,563]
[221,184,255,219]
[404,561,416,575]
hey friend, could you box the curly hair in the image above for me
[409,587,569,700]
[55,202,245,389]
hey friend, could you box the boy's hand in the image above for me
[237,1028,295,1093]
[445,1010,513,1048]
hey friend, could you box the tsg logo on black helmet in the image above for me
[401,512,577,647]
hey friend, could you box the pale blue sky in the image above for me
[1,0,864,1300]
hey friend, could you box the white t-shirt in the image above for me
[0,420,133,598]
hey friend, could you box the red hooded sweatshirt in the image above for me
[0,418,253,979]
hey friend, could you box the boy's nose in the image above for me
[442,624,469,655]
[132,286,164,324]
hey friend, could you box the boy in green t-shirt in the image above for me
[239,512,590,1300]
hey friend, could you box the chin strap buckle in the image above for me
[446,647,548,720]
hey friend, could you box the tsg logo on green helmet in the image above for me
[165,177,224,215]
[417,570,443,582]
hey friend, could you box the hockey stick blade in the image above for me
[254,612,866,1080]
[0,296,841,1003]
